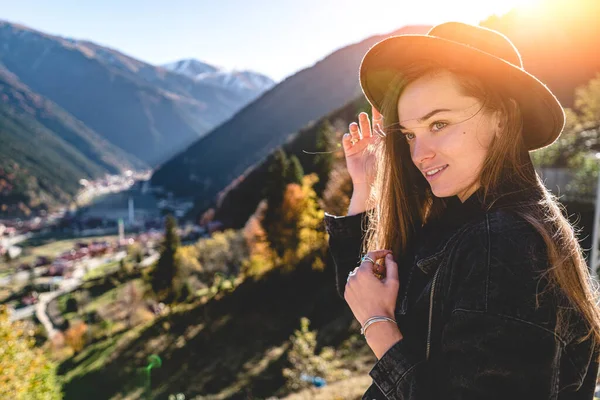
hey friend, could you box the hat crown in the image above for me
[428,22,523,68]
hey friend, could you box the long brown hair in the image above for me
[361,60,600,354]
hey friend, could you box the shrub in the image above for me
[282,317,351,392]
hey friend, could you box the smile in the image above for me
[425,165,448,180]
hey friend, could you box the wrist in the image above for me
[364,321,403,360]
[351,181,372,194]
[348,187,372,215]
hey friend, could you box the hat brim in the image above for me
[359,34,565,151]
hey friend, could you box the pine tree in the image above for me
[263,149,290,256]
[263,148,289,205]
[313,120,334,195]
[285,154,304,185]
[150,214,181,303]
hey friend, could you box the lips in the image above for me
[424,164,448,180]
[424,164,448,175]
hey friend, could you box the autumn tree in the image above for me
[0,305,62,399]
[194,229,247,278]
[64,320,88,354]
[265,173,327,271]
[283,174,327,270]
[242,200,277,278]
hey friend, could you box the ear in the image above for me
[491,109,504,139]
[494,98,518,138]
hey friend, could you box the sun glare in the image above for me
[513,0,544,8]
[485,0,545,18]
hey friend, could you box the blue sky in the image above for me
[0,0,528,82]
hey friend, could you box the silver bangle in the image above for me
[360,316,397,336]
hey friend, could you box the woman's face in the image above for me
[396,70,499,202]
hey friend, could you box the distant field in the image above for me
[1,234,120,269]
[20,232,120,249]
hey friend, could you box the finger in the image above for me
[342,133,353,152]
[359,112,372,139]
[372,261,386,276]
[361,250,392,266]
[384,253,399,282]
[349,122,361,142]
[372,107,384,133]
[346,266,360,286]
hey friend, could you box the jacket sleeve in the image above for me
[323,210,370,299]
[367,220,592,399]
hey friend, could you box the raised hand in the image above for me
[342,106,383,186]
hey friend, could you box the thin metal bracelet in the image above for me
[360,316,396,336]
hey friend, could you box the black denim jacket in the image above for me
[324,188,599,399]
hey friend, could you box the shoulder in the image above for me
[447,208,552,320]
[454,207,549,272]
[458,207,547,256]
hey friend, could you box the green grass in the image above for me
[85,278,144,314]
[58,317,156,398]
[61,329,127,383]
[83,260,121,281]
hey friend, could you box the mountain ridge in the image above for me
[0,20,274,166]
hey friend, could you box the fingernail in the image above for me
[386,253,392,258]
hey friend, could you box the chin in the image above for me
[429,186,458,199]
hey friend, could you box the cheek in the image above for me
[439,127,489,170]
[452,122,493,151]
[438,126,471,155]
[454,129,490,172]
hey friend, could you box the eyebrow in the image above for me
[398,108,452,130]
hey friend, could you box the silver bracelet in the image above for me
[360,316,397,336]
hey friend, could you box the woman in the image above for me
[324,22,600,399]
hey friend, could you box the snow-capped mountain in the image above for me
[162,58,275,94]
[163,59,220,77]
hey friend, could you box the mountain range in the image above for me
[0,20,275,215]
[0,21,274,167]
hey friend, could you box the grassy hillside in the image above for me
[56,257,372,399]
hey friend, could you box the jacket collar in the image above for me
[414,186,488,276]
[421,185,487,236]
[415,184,536,274]
[440,186,487,230]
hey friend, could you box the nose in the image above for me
[411,136,436,167]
